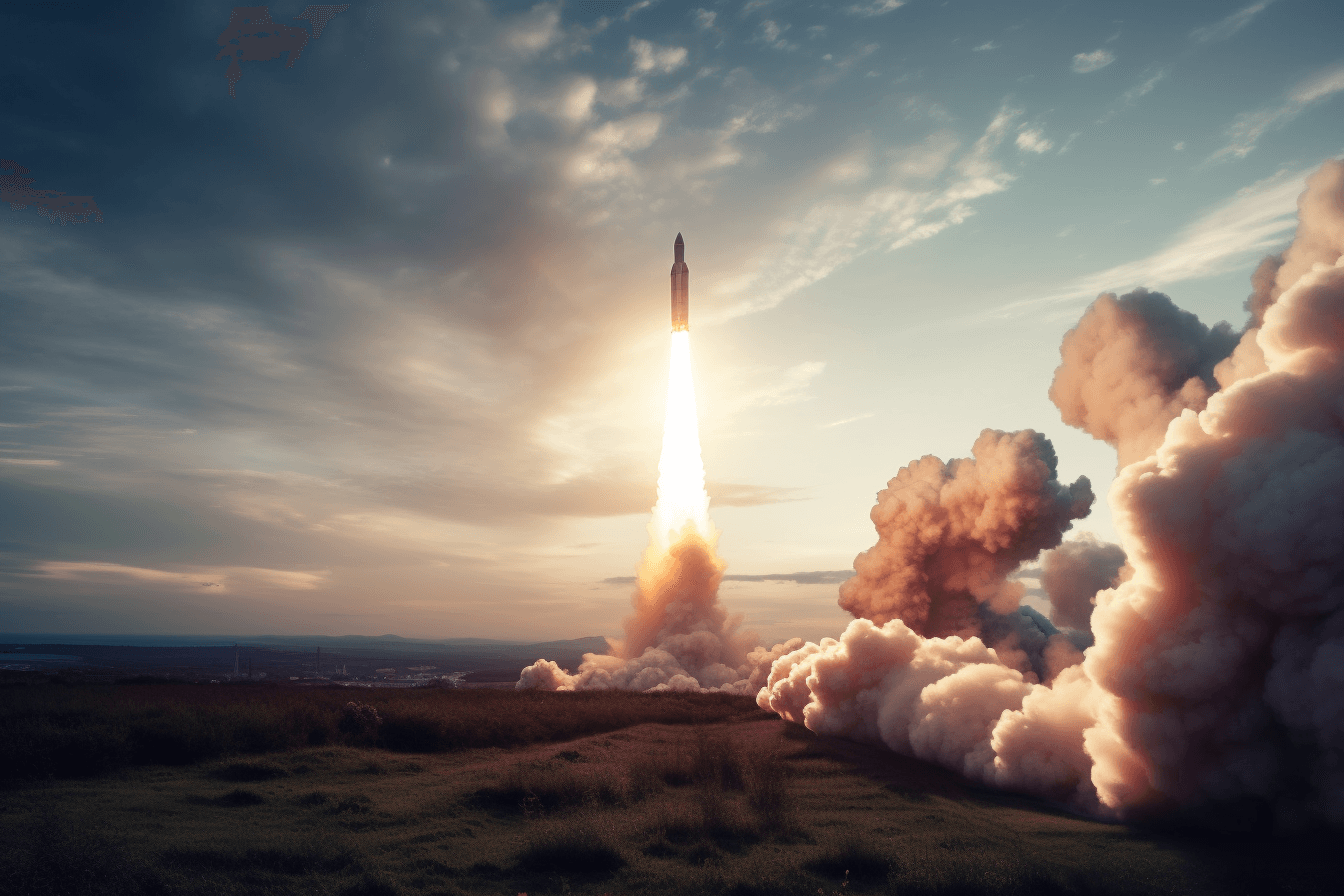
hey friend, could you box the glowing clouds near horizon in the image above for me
[759,159,1344,825]
[518,332,780,694]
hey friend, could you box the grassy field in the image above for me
[1,680,1336,896]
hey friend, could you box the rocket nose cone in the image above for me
[675,232,683,244]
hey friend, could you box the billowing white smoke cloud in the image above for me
[1049,288,1238,468]
[518,529,788,694]
[760,159,1344,825]
[1082,160,1344,824]
[759,430,1105,808]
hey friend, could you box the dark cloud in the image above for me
[604,569,853,585]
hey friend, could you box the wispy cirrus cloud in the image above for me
[847,1,905,16]
[1210,63,1344,161]
[1191,1,1275,43]
[706,103,1021,322]
[821,412,875,429]
[605,569,851,585]
[987,164,1313,319]
[30,561,328,593]
[1122,68,1166,104]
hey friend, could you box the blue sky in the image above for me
[2,0,1342,641]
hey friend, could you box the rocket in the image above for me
[671,232,689,331]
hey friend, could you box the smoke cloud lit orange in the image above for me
[759,159,1344,826]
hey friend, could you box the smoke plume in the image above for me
[1049,288,1238,468]
[1039,535,1128,633]
[517,527,779,693]
[837,428,1092,637]
[759,158,1344,826]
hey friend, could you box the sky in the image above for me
[2,0,1342,643]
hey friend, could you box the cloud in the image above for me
[729,570,855,585]
[1072,49,1115,74]
[1190,0,1275,43]
[1015,127,1053,154]
[606,569,853,586]
[991,164,1312,318]
[629,37,687,75]
[1121,69,1166,104]
[848,0,905,16]
[692,9,715,30]
[758,20,796,51]
[709,105,1010,322]
[1211,64,1344,161]
[707,103,1020,322]
[29,561,327,594]
[821,412,875,428]
[973,41,998,52]
[565,112,664,183]
[502,3,562,56]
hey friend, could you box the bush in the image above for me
[339,701,383,743]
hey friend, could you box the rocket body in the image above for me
[671,232,689,331]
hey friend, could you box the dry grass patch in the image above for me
[0,690,1338,896]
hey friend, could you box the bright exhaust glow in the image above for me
[649,331,714,552]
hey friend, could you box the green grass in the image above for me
[1,682,1338,895]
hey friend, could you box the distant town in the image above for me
[0,635,606,688]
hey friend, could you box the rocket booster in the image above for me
[671,232,689,331]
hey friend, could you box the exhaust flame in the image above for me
[650,331,714,551]
[518,331,779,694]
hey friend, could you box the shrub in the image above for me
[339,701,383,742]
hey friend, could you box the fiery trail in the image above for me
[518,309,778,694]
[650,330,714,552]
